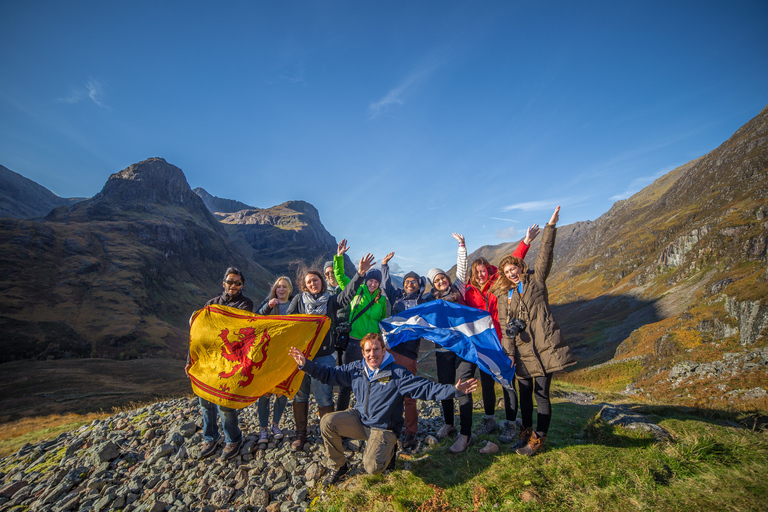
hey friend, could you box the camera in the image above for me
[505,318,526,338]
[334,322,351,335]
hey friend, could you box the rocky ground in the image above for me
[0,398,466,512]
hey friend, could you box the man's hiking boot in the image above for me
[398,433,416,450]
[199,438,221,459]
[323,462,349,488]
[220,438,242,461]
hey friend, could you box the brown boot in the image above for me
[515,430,545,456]
[291,401,309,451]
[318,405,335,419]
[511,427,532,450]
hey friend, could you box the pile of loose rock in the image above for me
[668,347,768,394]
[0,397,452,512]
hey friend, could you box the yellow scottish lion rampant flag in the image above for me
[188,305,331,409]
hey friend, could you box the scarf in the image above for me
[302,291,330,315]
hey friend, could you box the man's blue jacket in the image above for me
[300,355,461,436]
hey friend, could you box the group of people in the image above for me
[186,206,575,487]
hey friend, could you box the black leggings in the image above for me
[480,370,517,421]
[518,374,552,436]
[436,351,477,436]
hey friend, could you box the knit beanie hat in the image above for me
[427,268,447,285]
[403,271,420,283]
[323,261,333,271]
[365,269,382,284]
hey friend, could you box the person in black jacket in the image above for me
[380,251,427,450]
[285,252,376,450]
[185,267,253,462]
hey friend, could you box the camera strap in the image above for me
[508,283,530,320]
[350,288,381,325]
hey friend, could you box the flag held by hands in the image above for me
[379,300,516,389]
[188,305,330,409]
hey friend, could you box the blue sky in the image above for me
[1,1,766,277]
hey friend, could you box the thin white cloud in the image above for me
[85,79,106,107]
[489,216,520,223]
[56,79,108,108]
[501,200,560,212]
[495,226,518,239]
[368,64,439,119]
[610,167,674,201]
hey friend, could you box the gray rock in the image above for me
[179,422,197,437]
[90,441,121,464]
[598,405,672,442]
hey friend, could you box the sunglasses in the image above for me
[404,279,419,286]
[225,280,243,286]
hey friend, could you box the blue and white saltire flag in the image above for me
[379,300,516,390]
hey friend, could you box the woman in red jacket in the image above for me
[455,224,539,444]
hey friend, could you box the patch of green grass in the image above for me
[312,402,768,512]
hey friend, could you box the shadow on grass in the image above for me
[406,394,768,490]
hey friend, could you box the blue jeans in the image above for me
[257,394,288,428]
[199,397,242,445]
[294,354,336,407]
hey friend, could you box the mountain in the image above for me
[0,158,274,363]
[0,165,84,219]
[193,192,353,280]
[192,187,254,219]
[456,105,768,408]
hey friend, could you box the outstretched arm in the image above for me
[289,346,306,367]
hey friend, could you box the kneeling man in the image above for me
[289,333,477,486]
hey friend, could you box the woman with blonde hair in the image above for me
[493,206,575,456]
[256,276,294,446]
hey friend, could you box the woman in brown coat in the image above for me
[493,206,576,456]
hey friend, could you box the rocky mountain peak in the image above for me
[100,158,196,207]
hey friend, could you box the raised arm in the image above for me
[335,253,375,308]
[535,206,560,282]
[333,239,352,290]
[381,251,399,304]
[453,233,468,287]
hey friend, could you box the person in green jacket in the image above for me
[333,238,388,411]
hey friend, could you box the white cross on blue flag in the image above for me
[379,300,516,389]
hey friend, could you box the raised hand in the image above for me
[549,206,560,226]
[289,347,306,367]
[382,252,394,265]
[268,298,279,308]
[455,378,478,394]
[337,239,350,256]
[451,233,465,245]
[524,224,540,245]
[358,253,376,275]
